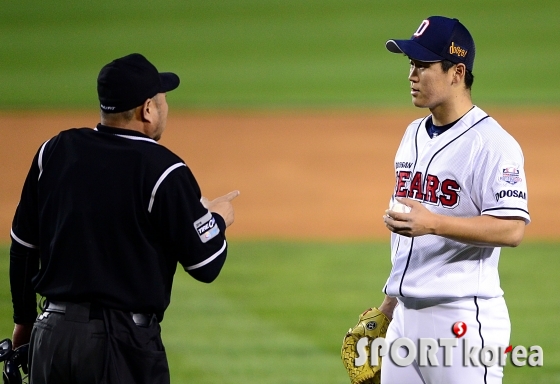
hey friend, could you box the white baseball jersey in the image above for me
[383,106,530,299]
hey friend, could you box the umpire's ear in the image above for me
[140,97,155,123]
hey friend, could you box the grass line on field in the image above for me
[163,275,345,384]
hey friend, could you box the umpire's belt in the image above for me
[44,301,155,327]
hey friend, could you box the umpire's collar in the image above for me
[95,123,152,139]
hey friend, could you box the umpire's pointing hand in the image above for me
[201,190,240,227]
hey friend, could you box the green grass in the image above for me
[1,0,559,110]
[1,241,558,383]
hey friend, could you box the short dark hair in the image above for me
[441,60,474,89]
[100,108,135,123]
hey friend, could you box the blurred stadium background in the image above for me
[1,1,559,382]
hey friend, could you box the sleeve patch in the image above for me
[499,164,522,185]
[194,212,220,243]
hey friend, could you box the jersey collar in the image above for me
[423,106,487,137]
[95,124,158,144]
[418,106,489,147]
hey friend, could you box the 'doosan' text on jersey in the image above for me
[384,106,530,299]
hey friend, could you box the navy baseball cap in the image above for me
[97,53,180,113]
[386,16,475,72]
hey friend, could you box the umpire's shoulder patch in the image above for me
[194,212,220,243]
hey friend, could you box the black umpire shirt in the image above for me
[10,124,228,324]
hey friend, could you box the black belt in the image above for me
[44,301,155,327]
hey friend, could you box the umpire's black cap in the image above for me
[97,53,180,113]
[386,16,475,72]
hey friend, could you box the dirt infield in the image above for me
[1,109,558,242]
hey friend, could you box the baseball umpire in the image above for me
[379,16,529,384]
[9,53,239,383]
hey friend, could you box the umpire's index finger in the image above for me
[218,190,240,202]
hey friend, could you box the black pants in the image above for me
[29,303,170,384]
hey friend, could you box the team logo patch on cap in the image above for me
[449,42,468,58]
[500,166,522,185]
[194,212,220,243]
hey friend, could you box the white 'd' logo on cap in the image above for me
[413,20,430,37]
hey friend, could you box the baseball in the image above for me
[390,201,411,213]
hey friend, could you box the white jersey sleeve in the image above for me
[472,118,530,222]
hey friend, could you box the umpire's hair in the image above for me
[441,60,474,90]
[100,108,135,123]
[100,94,162,124]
